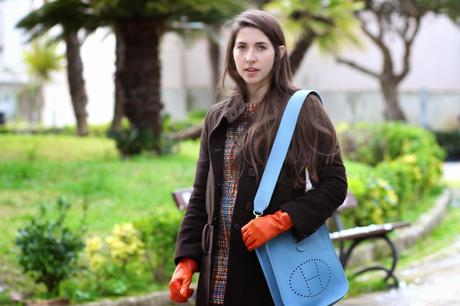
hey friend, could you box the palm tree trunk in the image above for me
[118,19,164,153]
[64,31,88,136]
[289,31,316,75]
[207,24,222,101]
[30,80,43,126]
[207,32,220,101]
[111,26,125,132]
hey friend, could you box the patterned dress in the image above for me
[209,103,258,305]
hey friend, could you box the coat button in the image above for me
[248,167,256,178]
[245,202,253,212]
[232,223,240,231]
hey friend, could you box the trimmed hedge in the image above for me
[434,129,460,161]
[340,122,445,226]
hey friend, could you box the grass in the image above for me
[0,136,199,239]
[0,135,200,301]
[399,185,445,223]
[398,190,460,266]
[0,134,118,162]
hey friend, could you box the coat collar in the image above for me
[221,94,248,124]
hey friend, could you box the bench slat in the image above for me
[330,221,410,242]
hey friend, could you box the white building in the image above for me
[2,0,460,130]
[0,0,29,124]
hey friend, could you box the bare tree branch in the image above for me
[336,57,380,79]
[397,16,421,83]
[356,11,392,65]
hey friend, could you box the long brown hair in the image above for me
[220,10,339,187]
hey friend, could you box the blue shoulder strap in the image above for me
[253,89,322,216]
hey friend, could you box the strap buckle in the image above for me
[253,210,263,218]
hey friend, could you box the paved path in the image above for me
[339,163,460,306]
[339,236,460,306]
[443,162,460,182]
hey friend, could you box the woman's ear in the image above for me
[279,45,286,59]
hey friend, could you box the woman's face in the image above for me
[233,27,283,91]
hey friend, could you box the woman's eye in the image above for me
[258,45,267,50]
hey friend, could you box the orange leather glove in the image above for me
[169,257,198,303]
[241,210,293,251]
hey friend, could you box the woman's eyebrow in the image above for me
[235,41,269,45]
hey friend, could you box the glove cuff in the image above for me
[179,257,198,273]
[274,210,293,231]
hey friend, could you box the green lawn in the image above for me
[0,135,199,259]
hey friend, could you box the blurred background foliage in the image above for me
[0,0,459,304]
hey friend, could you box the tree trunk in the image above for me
[289,31,316,75]
[111,26,125,132]
[381,79,406,121]
[118,19,164,153]
[27,81,44,126]
[170,124,203,141]
[207,27,220,101]
[64,31,88,136]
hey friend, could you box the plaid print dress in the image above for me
[209,103,258,305]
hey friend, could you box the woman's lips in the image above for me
[244,68,259,77]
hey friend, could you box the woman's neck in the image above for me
[247,82,270,104]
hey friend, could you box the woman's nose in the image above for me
[245,49,256,63]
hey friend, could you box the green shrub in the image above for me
[375,158,417,204]
[379,123,445,161]
[338,122,445,164]
[338,123,384,166]
[134,209,183,282]
[82,223,146,296]
[339,122,445,227]
[434,129,460,161]
[109,127,175,157]
[344,161,399,226]
[376,153,443,205]
[15,197,85,297]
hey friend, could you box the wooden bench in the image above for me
[330,192,410,287]
[172,188,409,287]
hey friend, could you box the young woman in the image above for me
[169,10,347,306]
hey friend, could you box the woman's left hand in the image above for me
[241,210,293,251]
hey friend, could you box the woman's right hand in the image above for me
[169,257,198,303]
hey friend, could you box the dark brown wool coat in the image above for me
[174,94,348,306]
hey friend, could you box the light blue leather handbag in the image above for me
[254,90,349,306]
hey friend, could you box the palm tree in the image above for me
[91,0,245,153]
[17,0,97,135]
[265,0,362,75]
[23,39,62,125]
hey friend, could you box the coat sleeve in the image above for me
[280,150,347,240]
[174,111,212,266]
[280,98,348,240]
